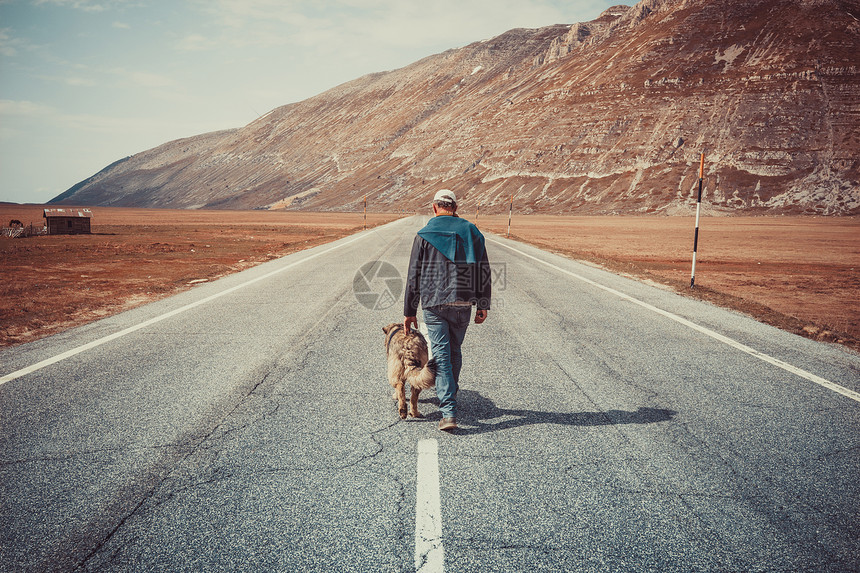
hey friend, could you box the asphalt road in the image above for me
[1,215,858,572]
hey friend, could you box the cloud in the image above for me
[64,76,98,86]
[112,21,130,29]
[196,0,309,27]
[57,112,174,133]
[33,0,108,12]
[110,67,174,88]
[32,63,174,91]
[176,33,215,52]
[32,0,142,12]
[188,0,325,49]
[0,27,25,57]
[0,99,57,117]
[0,99,194,136]
[34,68,100,88]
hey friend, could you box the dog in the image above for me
[382,323,437,419]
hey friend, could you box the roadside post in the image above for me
[364,195,367,230]
[507,194,513,238]
[690,153,704,288]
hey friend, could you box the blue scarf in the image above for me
[417,215,485,264]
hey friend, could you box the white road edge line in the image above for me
[0,232,370,386]
[415,438,444,573]
[489,238,860,405]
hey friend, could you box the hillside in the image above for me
[52,0,860,215]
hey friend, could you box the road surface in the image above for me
[1,215,858,572]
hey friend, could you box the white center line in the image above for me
[489,237,860,405]
[415,439,444,573]
[0,232,370,387]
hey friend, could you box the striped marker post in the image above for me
[363,195,367,230]
[690,153,705,288]
[507,194,513,238]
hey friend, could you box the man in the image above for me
[404,189,491,431]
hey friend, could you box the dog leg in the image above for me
[387,359,407,418]
[395,381,408,419]
[409,386,424,418]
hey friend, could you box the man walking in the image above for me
[404,189,491,431]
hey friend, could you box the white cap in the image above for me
[433,189,457,204]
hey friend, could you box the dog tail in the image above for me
[407,357,437,390]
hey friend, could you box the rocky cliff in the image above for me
[52,0,860,215]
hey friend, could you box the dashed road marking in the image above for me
[415,439,444,572]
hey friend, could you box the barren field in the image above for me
[2,207,858,353]
[478,214,860,352]
[0,205,401,347]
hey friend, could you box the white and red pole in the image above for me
[690,153,705,288]
[507,194,513,238]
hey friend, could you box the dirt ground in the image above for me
[0,205,400,347]
[2,207,858,353]
[477,214,860,352]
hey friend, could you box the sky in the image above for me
[0,0,616,204]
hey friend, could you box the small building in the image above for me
[43,208,93,235]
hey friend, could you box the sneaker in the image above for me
[438,417,458,431]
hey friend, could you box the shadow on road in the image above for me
[420,389,677,435]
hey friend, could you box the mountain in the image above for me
[51,0,860,215]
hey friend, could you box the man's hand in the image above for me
[475,309,488,324]
[404,316,418,334]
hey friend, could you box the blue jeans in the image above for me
[423,305,471,418]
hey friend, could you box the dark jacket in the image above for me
[404,216,492,316]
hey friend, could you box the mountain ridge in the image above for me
[52,0,860,215]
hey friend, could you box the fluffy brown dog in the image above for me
[383,323,437,419]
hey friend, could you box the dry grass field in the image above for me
[2,206,858,352]
[0,205,401,347]
[478,214,860,351]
